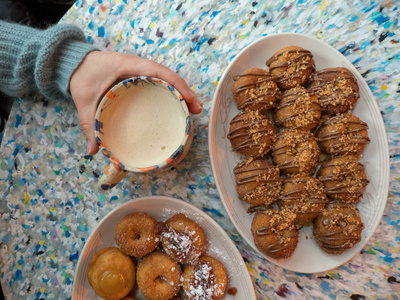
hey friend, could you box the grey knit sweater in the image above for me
[0,21,97,101]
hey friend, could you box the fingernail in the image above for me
[86,140,92,155]
[196,100,203,110]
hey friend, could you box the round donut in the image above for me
[137,252,182,300]
[315,113,370,156]
[272,129,320,175]
[87,247,135,300]
[182,255,228,300]
[234,158,282,206]
[309,67,359,114]
[231,68,280,112]
[227,110,274,157]
[317,156,369,203]
[251,209,299,259]
[115,212,161,257]
[274,86,322,131]
[266,46,315,90]
[161,213,206,263]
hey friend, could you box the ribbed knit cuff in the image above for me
[54,40,98,100]
[34,24,99,101]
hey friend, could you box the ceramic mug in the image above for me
[94,76,194,191]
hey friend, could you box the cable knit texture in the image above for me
[0,21,97,101]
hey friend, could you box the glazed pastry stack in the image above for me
[87,212,228,300]
[228,46,370,259]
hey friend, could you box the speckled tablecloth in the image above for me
[0,0,399,299]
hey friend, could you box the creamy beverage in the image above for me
[101,83,186,169]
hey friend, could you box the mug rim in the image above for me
[94,76,192,172]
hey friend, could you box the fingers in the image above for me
[115,54,203,114]
[78,108,99,156]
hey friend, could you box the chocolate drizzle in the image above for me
[309,68,359,112]
[232,71,280,110]
[314,203,364,252]
[266,49,315,69]
[278,177,328,219]
[234,159,282,205]
[251,210,299,258]
[227,111,273,156]
[318,158,369,202]
[316,114,370,155]
[272,130,320,173]
[274,87,322,129]
[266,49,315,87]
[234,164,280,186]
[255,225,298,253]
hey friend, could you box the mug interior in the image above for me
[95,77,190,172]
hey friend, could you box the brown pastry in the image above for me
[315,113,370,156]
[266,46,315,90]
[277,176,328,225]
[115,212,161,257]
[272,129,320,175]
[317,156,369,203]
[231,68,280,111]
[137,252,182,300]
[227,110,274,157]
[251,209,299,259]
[161,213,206,263]
[309,67,360,114]
[182,255,228,300]
[234,158,282,206]
[313,202,364,254]
[87,247,135,300]
[274,86,322,131]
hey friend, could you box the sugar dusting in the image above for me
[161,206,241,297]
[162,228,197,261]
[186,261,218,299]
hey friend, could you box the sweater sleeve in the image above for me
[0,21,98,101]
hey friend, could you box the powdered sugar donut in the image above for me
[182,255,227,300]
[161,214,206,264]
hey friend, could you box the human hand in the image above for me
[70,51,203,155]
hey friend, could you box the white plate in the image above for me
[208,33,390,273]
[72,196,256,299]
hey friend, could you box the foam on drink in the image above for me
[101,83,186,168]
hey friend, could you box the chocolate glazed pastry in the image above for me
[317,156,369,204]
[227,110,274,157]
[231,68,280,112]
[274,86,322,131]
[277,176,328,225]
[313,202,364,255]
[251,209,299,259]
[315,113,370,156]
[234,158,282,206]
[272,129,320,175]
[266,46,315,90]
[309,67,360,114]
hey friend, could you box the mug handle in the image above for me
[98,163,128,191]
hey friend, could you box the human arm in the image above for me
[0,21,203,155]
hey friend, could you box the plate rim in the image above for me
[208,32,390,273]
[72,195,257,299]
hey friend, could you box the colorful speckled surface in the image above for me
[0,0,399,299]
